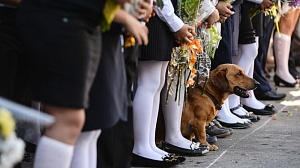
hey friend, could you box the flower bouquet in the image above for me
[250,0,300,36]
[0,108,25,168]
[166,0,222,103]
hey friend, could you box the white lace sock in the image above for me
[217,99,246,123]
[161,70,194,150]
[132,61,167,161]
[71,130,101,168]
[149,61,169,156]
[274,33,296,83]
[34,136,74,168]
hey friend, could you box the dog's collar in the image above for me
[200,87,222,110]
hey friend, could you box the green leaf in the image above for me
[156,0,164,9]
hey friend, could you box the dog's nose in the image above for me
[254,79,260,86]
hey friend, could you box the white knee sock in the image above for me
[132,61,167,161]
[237,42,258,74]
[71,130,101,168]
[274,33,296,83]
[88,130,101,168]
[228,94,248,116]
[161,70,193,149]
[149,62,169,156]
[229,41,258,116]
[34,136,74,168]
[217,99,246,123]
[241,64,265,109]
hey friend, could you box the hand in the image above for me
[124,17,149,45]
[205,9,220,28]
[136,0,154,22]
[260,0,274,13]
[216,1,235,18]
[114,9,149,45]
[173,24,196,43]
[219,15,227,23]
[117,0,134,6]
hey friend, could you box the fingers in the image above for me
[205,22,212,28]
[135,28,148,45]
[184,37,193,43]
[187,25,196,36]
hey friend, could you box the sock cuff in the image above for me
[274,33,291,40]
[39,136,74,151]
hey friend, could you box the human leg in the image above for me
[217,99,251,128]
[17,4,102,168]
[34,106,85,168]
[273,9,300,85]
[149,61,170,156]
[71,130,101,168]
[229,42,258,116]
[132,61,168,161]
[161,70,197,150]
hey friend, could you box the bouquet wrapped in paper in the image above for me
[166,0,222,103]
[0,108,25,168]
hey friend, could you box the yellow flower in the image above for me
[0,108,15,139]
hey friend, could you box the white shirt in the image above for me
[154,0,184,32]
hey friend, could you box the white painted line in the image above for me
[206,96,297,168]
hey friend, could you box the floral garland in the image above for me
[0,108,25,168]
[166,0,222,103]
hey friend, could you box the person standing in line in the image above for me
[15,0,132,167]
[131,0,200,166]
[273,8,300,87]
[80,1,151,167]
[253,15,286,101]
[160,0,231,154]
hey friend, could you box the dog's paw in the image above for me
[209,144,219,151]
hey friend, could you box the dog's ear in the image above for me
[212,68,230,91]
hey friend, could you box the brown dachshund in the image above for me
[180,64,259,151]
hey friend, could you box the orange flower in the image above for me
[190,55,197,64]
[190,73,196,79]
[186,79,195,85]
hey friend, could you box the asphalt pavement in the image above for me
[167,79,300,168]
[20,74,300,168]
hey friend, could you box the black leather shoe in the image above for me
[274,74,296,87]
[206,134,217,144]
[230,104,260,122]
[191,134,218,144]
[132,153,180,167]
[167,153,186,163]
[161,141,209,156]
[212,119,233,135]
[206,125,231,138]
[216,120,251,129]
[233,113,259,122]
[242,104,277,115]
[255,90,286,100]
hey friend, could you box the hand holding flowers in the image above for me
[174,24,197,43]
[216,1,235,23]
[260,0,275,12]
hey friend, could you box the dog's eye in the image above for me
[237,72,243,76]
